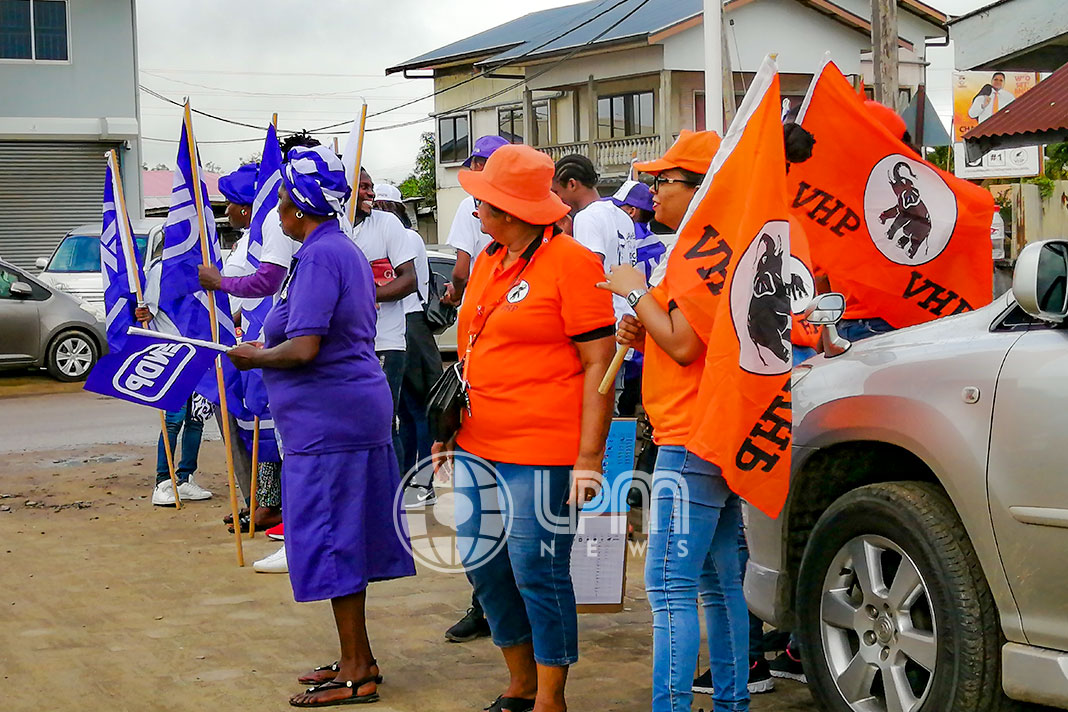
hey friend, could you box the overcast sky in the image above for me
[134,0,992,181]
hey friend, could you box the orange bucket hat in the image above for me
[458,144,570,225]
[634,129,721,175]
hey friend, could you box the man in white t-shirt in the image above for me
[968,72,1015,123]
[551,154,637,321]
[374,185,444,510]
[442,135,510,305]
[351,169,418,468]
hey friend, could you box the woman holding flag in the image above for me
[228,145,415,707]
[597,129,754,712]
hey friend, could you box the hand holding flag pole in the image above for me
[105,149,183,509]
[182,101,245,567]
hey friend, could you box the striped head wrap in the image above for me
[282,145,351,216]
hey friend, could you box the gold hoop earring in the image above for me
[295,210,304,219]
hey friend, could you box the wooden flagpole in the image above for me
[345,104,369,225]
[183,102,244,566]
[109,150,182,508]
[247,113,278,539]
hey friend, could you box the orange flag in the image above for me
[788,216,821,350]
[667,56,793,518]
[789,58,995,328]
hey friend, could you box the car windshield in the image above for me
[47,234,150,272]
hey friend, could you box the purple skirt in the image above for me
[282,445,416,602]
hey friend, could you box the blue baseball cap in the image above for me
[609,180,654,213]
[463,135,510,168]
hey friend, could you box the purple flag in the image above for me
[84,332,218,411]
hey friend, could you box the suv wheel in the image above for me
[796,482,1004,712]
[46,330,98,382]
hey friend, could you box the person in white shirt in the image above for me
[350,169,418,468]
[551,154,637,323]
[373,185,444,510]
[968,72,1015,123]
[443,135,509,305]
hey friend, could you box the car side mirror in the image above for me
[804,293,846,325]
[10,281,33,298]
[1013,239,1068,323]
[34,257,48,270]
[804,292,852,357]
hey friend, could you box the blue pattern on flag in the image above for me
[100,155,145,352]
[84,332,217,412]
[158,114,240,406]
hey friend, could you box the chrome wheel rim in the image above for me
[56,336,93,377]
[820,534,937,712]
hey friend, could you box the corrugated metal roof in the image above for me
[964,61,1068,140]
[386,0,700,74]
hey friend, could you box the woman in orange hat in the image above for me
[432,143,615,712]
[599,131,754,712]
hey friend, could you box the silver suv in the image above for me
[746,239,1068,711]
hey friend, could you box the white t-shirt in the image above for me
[447,196,493,263]
[350,210,418,352]
[142,259,179,337]
[222,231,255,314]
[573,199,638,320]
[260,207,300,268]
[403,229,430,316]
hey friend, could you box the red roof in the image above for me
[964,61,1068,142]
[142,169,223,210]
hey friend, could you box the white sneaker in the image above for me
[253,544,288,573]
[177,477,212,501]
[151,480,178,507]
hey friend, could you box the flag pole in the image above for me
[183,101,244,567]
[109,149,182,509]
[345,104,369,225]
[599,155,642,395]
[248,113,277,539]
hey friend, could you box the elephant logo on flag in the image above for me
[730,220,795,375]
[864,154,957,266]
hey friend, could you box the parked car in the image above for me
[746,239,1068,711]
[35,219,166,320]
[0,258,108,381]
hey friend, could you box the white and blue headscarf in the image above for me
[282,145,351,216]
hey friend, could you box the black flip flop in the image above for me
[298,661,383,686]
[484,695,536,712]
[291,676,379,707]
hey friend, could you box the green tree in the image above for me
[399,131,436,208]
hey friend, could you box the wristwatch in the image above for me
[626,288,649,308]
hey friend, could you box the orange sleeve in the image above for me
[558,243,615,338]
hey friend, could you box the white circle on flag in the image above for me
[788,256,816,315]
[863,154,957,266]
[730,220,792,376]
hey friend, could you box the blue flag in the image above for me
[100,151,146,352]
[244,122,283,342]
[236,414,281,463]
[159,111,239,405]
[84,332,218,412]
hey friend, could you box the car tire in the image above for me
[46,330,99,382]
[796,482,1006,712]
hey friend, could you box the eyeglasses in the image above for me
[652,175,699,191]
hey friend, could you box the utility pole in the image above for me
[721,5,737,127]
[871,0,899,108]
[704,0,723,133]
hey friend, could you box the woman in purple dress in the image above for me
[228,145,415,708]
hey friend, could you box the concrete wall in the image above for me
[0,0,141,213]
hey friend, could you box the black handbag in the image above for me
[426,360,469,443]
[423,269,457,335]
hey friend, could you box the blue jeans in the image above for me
[792,345,817,367]
[378,350,407,472]
[454,449,578,666]
[156,398,203,484]
[647,446,749,712]
[838,317,895,342]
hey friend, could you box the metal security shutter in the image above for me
[0,141,120,269]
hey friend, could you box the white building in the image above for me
[0,0,142,268]
[389,0,947,241]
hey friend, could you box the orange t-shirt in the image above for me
[455,233,615,466]
[640,282,706,447]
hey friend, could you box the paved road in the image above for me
[0,389,220,454]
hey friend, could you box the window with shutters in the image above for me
[0,0,68,61]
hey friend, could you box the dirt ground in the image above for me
[0,438,818,712]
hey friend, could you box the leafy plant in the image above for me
[399,131,436,209]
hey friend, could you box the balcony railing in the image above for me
[536,135,662,175]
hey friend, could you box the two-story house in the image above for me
[0,0,142,268]
[387,0,946,241]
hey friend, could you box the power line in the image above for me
[140,69,410,98]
